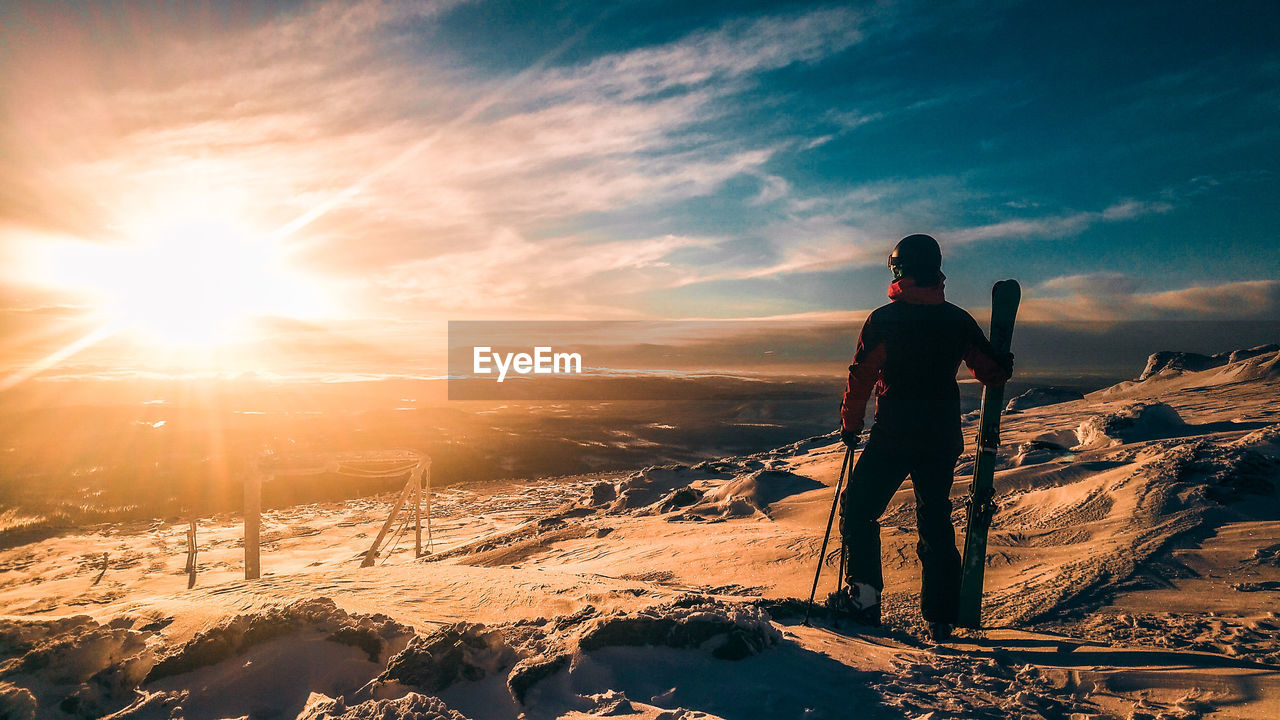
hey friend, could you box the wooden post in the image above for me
[186,518,197,588]
[424,460,433,553]
[362,480,414,567]
[93,552,108,586]
[413,465,423,558]
[245,468,261,580]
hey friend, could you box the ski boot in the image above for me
[825,581,881,627]
[927,621,953,642]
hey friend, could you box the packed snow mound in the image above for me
[0,614,153,719]
[1010,443,1067,467]
[596,465,727,514]
[586,463,819,519]
[369,597,779,706]
[1004,387,1084,412]
[1075,402,1185,448]
[578,597,781,660]
[379,621,523,693]
[1139,343,1279,380]
[689,470,822,518]
[1032,429,1081,449]
[0,595,779,718]
[1232,423,1280,455]
[147,597,413,682]
[1144,438,1280,502]
[1009,428,1083,466]
[298,692,469,720]
[0,682,38,719]
[0,598,415,720]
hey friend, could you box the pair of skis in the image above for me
[806,279,1020,630]
[957,279,1020,628]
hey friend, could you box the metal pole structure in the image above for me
[413,464,423,558]
[362,480,414,567]
[425,459,433,553]
[245,467,262,580]
[186,518,197,589]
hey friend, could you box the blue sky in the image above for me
[1,0,1277,376]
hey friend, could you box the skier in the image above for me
[833,234,1012,641]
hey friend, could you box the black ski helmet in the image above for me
[888,234,942,282]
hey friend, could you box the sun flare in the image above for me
[39,215,328,349]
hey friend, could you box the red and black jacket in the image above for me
[840,274,1010,451]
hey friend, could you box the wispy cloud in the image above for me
[1023,275,1280,322]
[690,182,1178,287]
[371,231,712,316]
[1038,272,1144,297]
[945,200,1174,245]
[530,7,864,103]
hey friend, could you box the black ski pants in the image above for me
[839,428,962,624]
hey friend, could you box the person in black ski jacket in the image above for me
[833,234,1012,641]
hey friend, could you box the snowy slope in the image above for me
[2,349,1279,719]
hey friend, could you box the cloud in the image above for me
[750,174,792,206]
[531,7,864,103]
[0,1,874,378]
[1,1,872,311]
[15,0,1193,326]
[6,0,1263,382]
[1022,276,1280,322]
[371,230,713,316]
[1038,272,1144,297]
[687,181,1178,286]
[1142,280,1280,318]
[664,176,1184,290]
[945,200,1174,245]
[705,223,880,282]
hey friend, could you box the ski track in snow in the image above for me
[1,348,1279,718]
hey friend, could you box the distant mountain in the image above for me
[1093,344,1280,401]
[1137,343,1280,381]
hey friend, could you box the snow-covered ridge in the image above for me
[1091,343,1280,401]
[587,463,822,520]
[1137,343,1279,381]
[1005,387,1085,413]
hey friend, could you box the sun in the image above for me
[97,218,295,346]
[41,215,328,349]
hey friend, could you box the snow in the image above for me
[298,693,467,720]
[1138,343,1280,381]
[1073,401,1186,448]
[1,346,1279,719]
[1004,387,1085,413]
[1099,344,1280,400]
[582,464,823,520]
[598,467,726,514]
[693,470,822,518]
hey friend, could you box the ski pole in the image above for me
[803,445,852,626]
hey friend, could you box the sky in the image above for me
[1,0,1278,379]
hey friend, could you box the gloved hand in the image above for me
[840,425,862,447]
